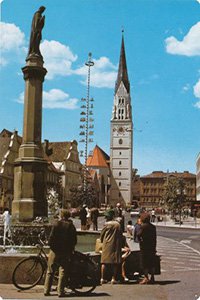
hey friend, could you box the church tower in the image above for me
[110,33,133,206]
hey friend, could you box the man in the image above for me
[2,208,11,249]
[137,212,157,284]
[79,204,87,230]
[114,203,124,232]
[90,207,99,231]
[44,209,77,297]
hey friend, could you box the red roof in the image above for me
[86,145,109,168]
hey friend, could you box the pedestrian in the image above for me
[85,205,91,230]
[100,209,123,284]
[44,209,77,297]
[137,212,157,284]
[121,229,131,282]
[79,204,87,230]
[134,217,141,243]
[126,220,134,237]
[151,208,156,222]
[90,207,99,231]
[114,202,125,232]
[2,208,12,249]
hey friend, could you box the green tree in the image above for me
[70,183,98,208]
[162,176,188,223]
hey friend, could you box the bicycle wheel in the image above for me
[12,256,45,290]
[70,252,98,295]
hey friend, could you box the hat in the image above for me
[116,202,121,207]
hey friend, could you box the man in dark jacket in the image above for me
[137,212,157,284]
[90,207,99,231]
[79,204,87,230]
[44,209,77,297]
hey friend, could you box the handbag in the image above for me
[95,238,103,253]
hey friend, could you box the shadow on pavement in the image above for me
[66,292,110,297]
[155,280,180,285]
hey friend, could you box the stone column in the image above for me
[12,57,48,222]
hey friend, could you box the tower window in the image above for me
[119,99,121,104]
[119,139,123,144]
[119,152,121,155]
[122,98,124,104]
[119,172,121,176]
[119,161,122,165]
[119,182,121,186]
[119,192,121,197]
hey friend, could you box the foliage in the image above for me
[70,183,98,208]
[46,175,63,218]
[161,176,188,212]
[46,187,62,218]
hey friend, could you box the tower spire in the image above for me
[115,30,130,94]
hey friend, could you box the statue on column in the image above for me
[27,6,46,59]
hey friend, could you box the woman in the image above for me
[137,212,157,284]
[100,210,123,284]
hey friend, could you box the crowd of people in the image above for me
[99,204,157,285]
[41,203,157,296]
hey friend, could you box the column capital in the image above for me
[22,65,47,82]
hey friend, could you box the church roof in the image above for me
[86,145,110,168]
[0,137,11,163]
[0,129,22,164]
[43,141,71,162]
[115,33,130,94]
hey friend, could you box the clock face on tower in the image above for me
[118,126,124,134]
[113,126,125,135]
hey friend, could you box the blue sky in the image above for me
[1,0,200,176]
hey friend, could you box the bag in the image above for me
[95,238,102,253]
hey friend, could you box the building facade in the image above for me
[0,129,22,212]
[110,34,133,206]
[196,153,200,201]
[44,140,82,208]
[139,171,196,209]
[0,130,82,212]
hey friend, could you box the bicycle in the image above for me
[12,239,100,295]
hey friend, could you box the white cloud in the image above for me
[165,22,200,56]
[41,40,77,80]
[17,89,79,110]
[193,79,200,98]
[182,83,190,92]
[193,79,200,109]
[0,22,117,90]
[0,22,25,66]
[74,56,117,88]
[194,101,200,108]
